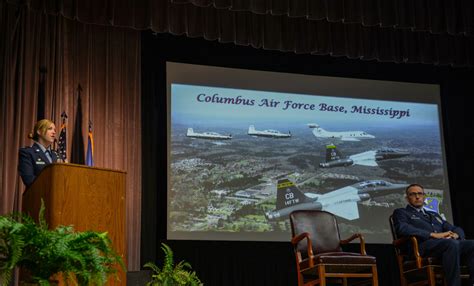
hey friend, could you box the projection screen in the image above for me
[166,62,451,243]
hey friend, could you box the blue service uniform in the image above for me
[18,142,58,187]
[393,205,474,286]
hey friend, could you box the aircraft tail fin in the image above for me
[325,144,342,162]
[275,179,310,210]
[187,128,194,136]
[248,125,256,134]
[311,124,327,136]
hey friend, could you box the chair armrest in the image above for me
[392,236,409,247]
[291,232,315,265]
[291,232,310,245]
[392,236,423,268]
[340,233,366,255]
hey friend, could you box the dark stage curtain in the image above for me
[141,31,474,286]
[0,2,142,270]
[3,0,474,66]
[175,0,474,36]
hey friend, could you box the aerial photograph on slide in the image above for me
[167,83,448,243]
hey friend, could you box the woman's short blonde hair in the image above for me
[28,119,54,141]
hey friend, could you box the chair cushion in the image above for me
[403,256,471,272]
[315,252,377,264]
[402,256,441,270]
[299,252,376,270]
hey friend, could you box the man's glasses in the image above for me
[407,192,425,197]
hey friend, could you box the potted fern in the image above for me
[144,243,202,286]
[0,201,124,285]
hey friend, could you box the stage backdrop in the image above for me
[142,31,474,286]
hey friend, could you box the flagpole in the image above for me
[86,84,94,167]
[57,111,68,163]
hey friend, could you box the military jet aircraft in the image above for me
[308,123,375,142]
[186,128,232,140]
[247,125,291,138]
[319,144,410,168]
[265,179,408,220]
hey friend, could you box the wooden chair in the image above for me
[290,210,378,286]
[389,215,469,286]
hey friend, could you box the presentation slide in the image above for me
[166,62,450,243]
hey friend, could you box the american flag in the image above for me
[57,111,67,161]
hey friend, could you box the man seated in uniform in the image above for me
[392,183,474,286]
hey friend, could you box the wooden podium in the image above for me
[22,163,127,285]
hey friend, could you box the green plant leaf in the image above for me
[144,243,202,286]
[0,199,124,286]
